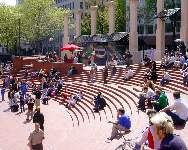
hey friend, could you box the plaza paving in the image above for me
[0,87,188,150]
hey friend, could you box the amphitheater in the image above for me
[0,61,188,150]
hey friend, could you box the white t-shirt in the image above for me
[172,98,188,120]
[125,69,134,78]
[164,72,171,80]
[146,88,155,99]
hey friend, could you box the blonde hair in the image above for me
[150,112,174,135]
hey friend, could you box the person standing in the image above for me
[33,107,44,131]
[28,123,45,150]
[1,87,5,101]
[33,88,42,108]
[103,66,108,84]
[26,99,34,121]
[20,94,25,113]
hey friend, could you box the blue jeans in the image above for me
[166,111,186,125]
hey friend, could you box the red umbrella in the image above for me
[60,44,80,51]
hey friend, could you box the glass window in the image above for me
[80,2,83,9]
[146,25,153,34]
[72,2,74,9]
[165,23,172,33]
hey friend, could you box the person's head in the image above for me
[147,109,157,125]
[118,108,125,115]
[150,112,174,140]
[143,86,148,93]
[35,123,40,131]
[156,90,161,96]
[36,107,40,112]
[173,91,181,100]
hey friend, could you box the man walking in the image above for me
[33,107,44,131]
[28,123,45,150]
[26,99,34,121]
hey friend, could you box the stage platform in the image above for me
[12,56,83,75]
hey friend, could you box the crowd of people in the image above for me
[1,47,188,150]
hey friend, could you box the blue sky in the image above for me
[0,0,16,6]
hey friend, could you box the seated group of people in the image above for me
[138,85,168,112]
[106,91,188,149]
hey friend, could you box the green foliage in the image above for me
[0,0,67,52]
[144,0,156,13]
[81,12,91,35]
[115,0,126,32]
[82,0,127,34]
[0,4,20,51]
[96,5,108,34]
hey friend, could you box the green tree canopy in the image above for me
[0,0,67,53]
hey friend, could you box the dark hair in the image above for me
[173,91,180,99]
[118,108,125,114]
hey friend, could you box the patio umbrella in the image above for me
[60,44,80,51]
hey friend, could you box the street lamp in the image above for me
[49,37,54,52]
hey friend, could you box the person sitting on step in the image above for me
[66,95,77,109]
[138,86,155,111]
[162,54,176,69]
[107,108,131,141]
[123,67,134,81]
[143,55,151,67]
[159,71,171,86]
[152,89,169,112]
[160,91,188,126]
[93,92,107,112]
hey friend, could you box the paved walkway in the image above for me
[0,88,188,150]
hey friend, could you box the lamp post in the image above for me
[49,37,54,52]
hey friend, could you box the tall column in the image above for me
[180,0,188,48]
[108,1,115,34]
[129,0,139,64]
[90,6,98,36]
[63,13,69,46]
[61,13,69,58]
[156,0,165,61]
[75,9,82,38]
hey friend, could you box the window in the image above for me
[165,23,172,33]
[138,25,144,34]
[72,2,74,9]
[80,2,83,9]
[146,25,153,34]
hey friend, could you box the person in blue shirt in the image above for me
[107,108,131,141]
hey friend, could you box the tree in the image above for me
[0,4,20,53]
[82,0,127,34]
[96,4,108,34]
[0,0,68,53]
[115,0,126,32]
[19,0,67,51]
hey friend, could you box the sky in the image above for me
[0,0,16,6]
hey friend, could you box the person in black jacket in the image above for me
[93,92,107,112]
[33,107,44,131]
